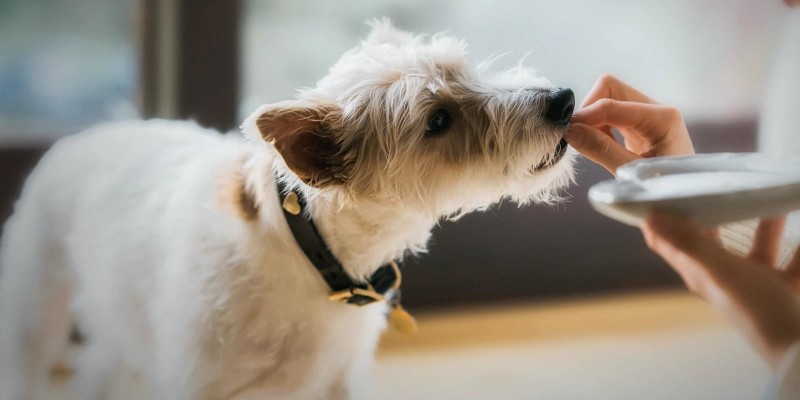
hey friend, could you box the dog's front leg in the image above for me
[151,291,207,400]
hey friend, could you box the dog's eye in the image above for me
[425,109,451,136]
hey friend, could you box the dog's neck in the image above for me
[240,154,436,280]
[305,193,435,279]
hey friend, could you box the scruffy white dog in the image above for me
[0,20,575,400]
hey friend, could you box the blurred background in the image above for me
[0,0,793,398]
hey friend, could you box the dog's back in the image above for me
[0,119,390,400]
[0,120,252,399]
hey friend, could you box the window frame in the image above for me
[0,0,241,236]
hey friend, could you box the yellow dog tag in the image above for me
[389,304,417,335]
[282,192,302,215]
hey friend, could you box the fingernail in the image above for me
[564,125,584,146]
[569,109,585,121]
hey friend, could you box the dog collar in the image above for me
[276,178,417,333]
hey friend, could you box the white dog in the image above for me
[0,20,575,400]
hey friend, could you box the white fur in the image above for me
[0,20,573,399]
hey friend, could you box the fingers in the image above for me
[641,212,739,297]
[581,74,656,108]
[701,226,722,244]
[643,213,720,267]
[571,99,681,142]
[749,216,787,267]
[785,247,800,279]
[564,123,639,175]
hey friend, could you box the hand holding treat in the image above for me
[574,73,800,395]
[565,74,694,174]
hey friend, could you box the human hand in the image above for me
[642,212,800,369]
[566,75,694,174]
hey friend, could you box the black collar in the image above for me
[276,178,401,306]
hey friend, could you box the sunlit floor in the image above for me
[375,291,771,400]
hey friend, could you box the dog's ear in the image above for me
[251,101,346,188]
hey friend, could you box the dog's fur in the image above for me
[0,20,573,399]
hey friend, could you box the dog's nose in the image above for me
[545,88,575,125]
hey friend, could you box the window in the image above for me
[0,0,138,146]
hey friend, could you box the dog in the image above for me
[0,19,575,400]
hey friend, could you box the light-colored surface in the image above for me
[589,153,800,227]
[639,171,793,196]
[375,291,772,400]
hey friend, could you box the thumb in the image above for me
[565,123,639,175]
[642,212,737,295]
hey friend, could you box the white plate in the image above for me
[588,153,800,226]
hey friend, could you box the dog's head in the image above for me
[244,19,574,218]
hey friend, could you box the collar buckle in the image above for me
[328,284,385,306]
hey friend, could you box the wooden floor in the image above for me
[375,290,772,400]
